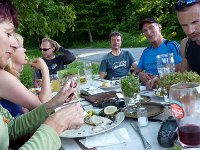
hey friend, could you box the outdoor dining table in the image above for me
[60,80,169,150]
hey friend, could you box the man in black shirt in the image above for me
[34,38,76,87]
[175,0,200,75]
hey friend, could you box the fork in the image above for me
[130,122,152,149]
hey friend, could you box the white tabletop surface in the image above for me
[60,81,168,150]
[60,120,166,150]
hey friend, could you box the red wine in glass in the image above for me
[179,124,200,146]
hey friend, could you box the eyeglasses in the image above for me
[40,47,52,51]
[175,0,199,10]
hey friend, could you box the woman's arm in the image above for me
[7,83,83,149]
[31,58,52,103]
[0,70,41,110]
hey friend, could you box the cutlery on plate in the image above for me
[130,122,152,149]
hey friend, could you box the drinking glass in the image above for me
[156,53,175,78]
[78,69,87,85]
[57,68,79,86]
[50,74,61,92]
[84,60,93,86]
[156,53,175,106]
[169,83,200,148]
[120,76,140,114]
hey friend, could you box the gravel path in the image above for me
[70,47,145,63]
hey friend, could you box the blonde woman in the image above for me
[1,33,52,117]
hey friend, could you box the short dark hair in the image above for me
[109,31,122,41]
[0,0,19,28]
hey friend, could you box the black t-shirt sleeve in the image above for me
[58,47,76,65]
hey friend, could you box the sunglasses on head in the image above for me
[39,47,52,51]
[175,0,199,10]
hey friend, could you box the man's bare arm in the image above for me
[175,63,181,72]
[180,37,190,72]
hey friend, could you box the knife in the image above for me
[130,122,152,149]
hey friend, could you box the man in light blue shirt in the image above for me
[135,18,182,88]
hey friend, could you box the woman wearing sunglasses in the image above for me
[34,38,76,87]
[0,0,84,149]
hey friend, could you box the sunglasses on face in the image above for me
[39,47,52,51]
[175,0,199,10]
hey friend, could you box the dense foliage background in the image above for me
[12,0,187,88]
[13,0,186,49]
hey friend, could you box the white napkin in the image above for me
[79,128,130,148]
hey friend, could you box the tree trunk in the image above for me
[88,29,93,43]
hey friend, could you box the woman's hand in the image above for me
[30,58,48,71]
[44,103,84,135]
[45,81,77,113]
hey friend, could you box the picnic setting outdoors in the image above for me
[2,0,200,150]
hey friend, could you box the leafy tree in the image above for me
[12,0,185,48]
[13,0,76,38]
[66,0,117,43]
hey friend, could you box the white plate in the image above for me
[60,112,125,138]
[99,80,120,90]
[99,85,120,90]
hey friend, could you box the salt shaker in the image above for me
[137,107,148,127]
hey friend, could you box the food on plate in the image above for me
[87,115,112,126]
[102,82,111,87]
[84,107,118,133]
[99,106,119,121]
[87,115,113,133]
[29,88,41,95]
[104,106,118,115]
[92,123,111,133]
[85,110,96,118]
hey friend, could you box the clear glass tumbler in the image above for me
[84,60,93,86]
[156,53,175,78]
[50,74,61,92]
